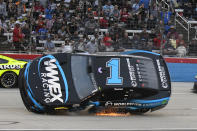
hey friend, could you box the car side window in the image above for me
[0,58,8,64]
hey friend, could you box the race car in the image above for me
[18,50,171,114]
[193,75,197,92]
[0,55,27,88]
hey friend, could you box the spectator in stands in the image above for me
[137,3,146,25]
[71,31,80,42]
[176,34,186,47]
[45,5,53,20]
[7,1,16,18]
[0,0,7,20]
[120,8,130,23]
[140,28,149,42]
[85,37,98,54]
[131,33,140,49]
[160,9,173,25]
[147,14,156,30]
[167,26,178,39]
[112,33,121,51]
[111,5,120,22]
[119,32,132,49]
[108,23,123,38]
[36,15,45,32]
[38,25,48,40]
[0,22,5,42]
[21,23,30,47]
[85,15,98,35]
[147,39,153,51]
[164,21,173,35]
[33,1,44,20]
[58,26,67,40]
[150,3,159,18]
[188,38,197,55]
[46,16,55,30]
[176,40,187,57]
[76,37,85,51]
[51,17,61,34]
[13,21,25,51]
[139,0,150,10]
[163,40,177,55]
[153,34,165,50]
[132,0,140,14]
[16,0,26,17]
[102,1,114,17]
[126,13,135,29]
[44,37,55,52]
[149,28,157,40]
[53,34,60,41]
[63,7,71,20]
[183,3,193,20]
[169,35,177,49]
[102,32,114,51]
[99,16,109,29]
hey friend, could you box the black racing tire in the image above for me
[18,66,44,114]
[193,82,197,93]
[0,71,17,88]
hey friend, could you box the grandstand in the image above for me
[0,0,196,57]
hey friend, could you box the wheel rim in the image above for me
[1,73,16,88]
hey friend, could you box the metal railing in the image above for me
[175,12,197,41]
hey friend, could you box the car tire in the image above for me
[0,72,17,88]
[193,82,197,93]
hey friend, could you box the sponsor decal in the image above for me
[126,58,137,87]
[104,98,169,107]
[113,102,142,106]
[40,58,63,103]
[38,55,69,104]
[0,65,21,70]
[136,64,142,82]
[105,101,113,106]
[98,67,103,74]
[156,59,168,88]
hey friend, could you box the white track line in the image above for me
[1,128,197,131]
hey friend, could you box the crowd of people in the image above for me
[168,0,197,21]
[0,0,196,56]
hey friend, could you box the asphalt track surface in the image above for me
[0,82,197,130]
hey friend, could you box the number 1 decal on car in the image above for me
[106,58,123,85]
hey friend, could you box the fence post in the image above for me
[188,23,190,42]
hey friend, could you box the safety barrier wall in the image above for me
[1,53,197,82]
[165,58,197,82]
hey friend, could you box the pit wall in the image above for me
[1,54,197,82]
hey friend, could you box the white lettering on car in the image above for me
[126,58,137,87]
[156,59,168,88]
[41,59,63,103]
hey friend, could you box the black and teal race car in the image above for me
[18,50,171,114]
